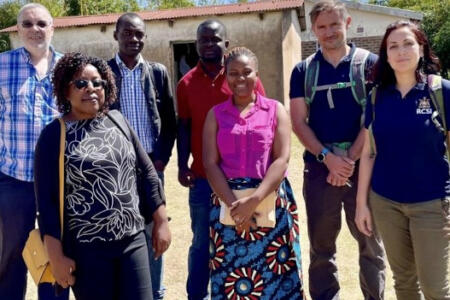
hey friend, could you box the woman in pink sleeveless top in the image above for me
[203,47,305,299]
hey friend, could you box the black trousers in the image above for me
[69,231,153,300]
[303,161,385,300]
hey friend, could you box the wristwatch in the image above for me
[316,148,330,163]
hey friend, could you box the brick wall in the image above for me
[348,36,383,55]
[301,41,318,59]
[301,36,383,59]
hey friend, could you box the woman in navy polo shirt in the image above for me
[355,20,450,299]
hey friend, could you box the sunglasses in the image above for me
[21,20,50,29]
[71,79,106,90]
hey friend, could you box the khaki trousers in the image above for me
[370,190,450,300]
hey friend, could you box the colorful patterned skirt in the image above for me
[209,178,305,299]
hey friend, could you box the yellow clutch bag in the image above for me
[22,229,56,284]
[22,118,65,285]
[219,188,277,228]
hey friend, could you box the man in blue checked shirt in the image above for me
[0,3,68,300]
[108,13,177,300]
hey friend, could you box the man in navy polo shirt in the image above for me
[289,1,385,299]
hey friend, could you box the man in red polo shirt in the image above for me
[176,19,265,300]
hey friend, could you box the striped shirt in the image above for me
[0,47,62,182]
[115,54,153,154]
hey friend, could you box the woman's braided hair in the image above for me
[224,47,258,72]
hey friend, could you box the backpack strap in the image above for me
[312,81,354,109]
[368,86,378,158]
[304,53,319,105]
[428,75,446,132]
[351,48,370,126]
[304,48,370,117]
[427,74,450,161]
[304,53,342,109]
[369,78,448,160]
[350,48,370,107]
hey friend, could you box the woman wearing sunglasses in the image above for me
[34,52,171,300]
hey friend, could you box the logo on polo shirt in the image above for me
[416,97,432,115]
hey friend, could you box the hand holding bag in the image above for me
[219,188,277,228]
[22,118,65,285]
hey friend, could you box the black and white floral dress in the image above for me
[63,116,145,243]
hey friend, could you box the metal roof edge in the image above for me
[0,0,304,33]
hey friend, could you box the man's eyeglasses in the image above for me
[71,79,106,90]
[21,20,51,29]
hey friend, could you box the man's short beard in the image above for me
[322,38,346,51]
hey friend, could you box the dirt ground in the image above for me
[26,136,401,299]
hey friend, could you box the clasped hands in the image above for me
[230,195,259,232]
[324,152,355,187]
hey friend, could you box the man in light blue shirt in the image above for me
[0,3,66,300]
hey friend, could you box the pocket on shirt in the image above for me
[250,125,273,151]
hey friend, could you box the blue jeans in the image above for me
[145,170,165,299]
[0,171,69,300]
[186,178,211,300]
[145,223,165,300]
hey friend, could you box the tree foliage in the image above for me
[35,0,66,17]
[146,0,251,9]
[146,0,194,10]
[66,0,140,16]
[373,0,450,78]
[0,0,23,52]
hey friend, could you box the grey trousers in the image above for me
[303,161,386,300]
[370,191,450,300]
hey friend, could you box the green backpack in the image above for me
[304,47,370,126]
[368,75,449,160]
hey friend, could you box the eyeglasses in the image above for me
[71,79,106,90]
[21,20,51,29]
